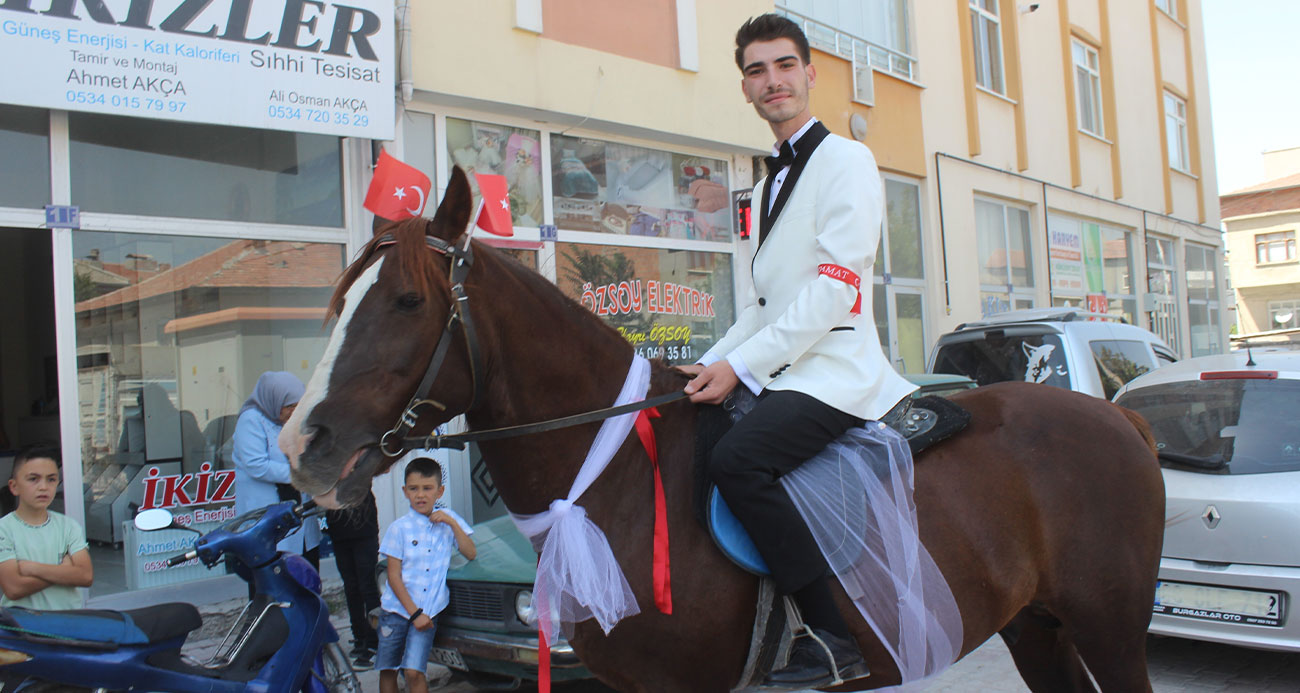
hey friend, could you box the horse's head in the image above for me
[281,167,479,508]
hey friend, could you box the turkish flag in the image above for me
[364,150,432,221]
[474,173,514,236]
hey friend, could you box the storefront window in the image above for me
[555,243,734,364]
[1047,215,1136,323]
[445,118,544,228]
[1146,235,1180,354]
[0,105,50,208]
[1186,243,1222,356]
[975,198,1034,315]
[69,113,342,226]
[551,135,731,241]
[71,231,343,596]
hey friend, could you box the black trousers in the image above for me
[709,389,863,594]
[332,534,381,649]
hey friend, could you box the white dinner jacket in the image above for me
[702,127,916,421]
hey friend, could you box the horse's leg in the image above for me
[998,608,1096,693]
[1053,591,1156,693]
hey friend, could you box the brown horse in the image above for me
[281,167,1165,692]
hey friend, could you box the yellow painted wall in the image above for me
[407,1,772,152]
[807,48,926,178]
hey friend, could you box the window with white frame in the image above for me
[1155,0,1177,20]
[872,177,927,373]
[1185,243,1221,356]
[1268,299,1300,330]
[969,0,1004,94]
[1146,235,1180,354]
[1072,40,1104,138]
[975,197,1035,316]
[1255,230,1296,264]
[1164,91,1190,173]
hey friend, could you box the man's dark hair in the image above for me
[404,457,443,485]
[11,444,61,480]
[735,13,811,71]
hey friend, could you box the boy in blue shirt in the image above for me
[377,458,475,693]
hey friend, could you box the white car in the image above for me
[1114,350,1300,651]
[927,307,1177,399]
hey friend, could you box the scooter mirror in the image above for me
[134,508,176,531]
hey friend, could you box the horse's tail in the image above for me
[1116,404,1158,457]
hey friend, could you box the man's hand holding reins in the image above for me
[684,360,739,405]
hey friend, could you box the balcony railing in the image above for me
[775,7,920,104]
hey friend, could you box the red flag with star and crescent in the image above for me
[364,150,432,221]
[474,173,514,236]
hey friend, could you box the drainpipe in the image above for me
[396,0,413,103]
[934,151,952,314]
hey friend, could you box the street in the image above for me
[416,634,1300,692]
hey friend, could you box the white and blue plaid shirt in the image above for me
[379,506,473,618]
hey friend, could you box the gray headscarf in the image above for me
[240,371,305,423]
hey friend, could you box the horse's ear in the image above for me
[430,166,473,240]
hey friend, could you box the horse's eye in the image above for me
[396,293,423,310]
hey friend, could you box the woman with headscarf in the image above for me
[231,371,321,566]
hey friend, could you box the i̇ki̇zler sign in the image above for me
[1,0,394,139]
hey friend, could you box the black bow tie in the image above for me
[763,140,796,177]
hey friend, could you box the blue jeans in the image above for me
[375,610,437,672]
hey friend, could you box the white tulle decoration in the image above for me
[781,422,964,684]
[510,356,650,642]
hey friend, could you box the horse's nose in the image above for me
[280,422,320,469]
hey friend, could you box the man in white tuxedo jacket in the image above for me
[683,14,916,688]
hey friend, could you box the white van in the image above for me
[926,307,1178,399]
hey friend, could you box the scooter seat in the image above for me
[1,602,201,648]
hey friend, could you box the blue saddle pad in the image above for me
[707,487,769,576]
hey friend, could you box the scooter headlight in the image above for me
[515,589,537,626]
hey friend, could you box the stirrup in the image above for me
[780,597,869,687]
[781,598,845,687]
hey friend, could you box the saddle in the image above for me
[0,602,201,650]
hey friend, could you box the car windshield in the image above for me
[931,332,1072,389]
[1116,378,1300,475]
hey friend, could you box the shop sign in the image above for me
[1,0,394,139]
[557,243,735,365]
[139,462,236,510]
[1049,223,1084,293]
[126,461,237,589]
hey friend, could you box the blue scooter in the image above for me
[0,501,359,692]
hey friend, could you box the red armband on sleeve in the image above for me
[817,264,861,314]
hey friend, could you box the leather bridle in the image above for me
[372,232,688,457]
[376,232,485,456]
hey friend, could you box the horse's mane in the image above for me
[327,218,443,319]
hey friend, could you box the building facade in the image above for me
[775,0,1224,363]
[1220,148,1300,346]
[0,0,1225,608]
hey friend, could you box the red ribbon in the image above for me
[538,625,551,692]
[537,405,672,693]
[636,406,672,614]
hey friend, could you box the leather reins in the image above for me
[373,232,688,456]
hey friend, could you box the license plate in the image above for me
[430,646,469,671]
[1153,580,1284,627]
